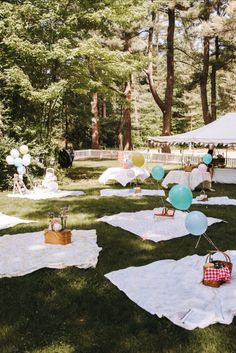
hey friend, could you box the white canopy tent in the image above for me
[148,112,236,146]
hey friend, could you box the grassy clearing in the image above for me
[0,160,236,353]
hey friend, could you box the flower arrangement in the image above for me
[48,207,69,232]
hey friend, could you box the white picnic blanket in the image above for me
[192,196,236,206]
[0,213,35,230]
[98,208,223,243]
[100,189,165,197]
[0,229,101,277]
[162,170,211,190]
[105,251,236,330]
[98,167,150,186]
[8,190,85,200]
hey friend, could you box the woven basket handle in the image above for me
[205,251,231,264]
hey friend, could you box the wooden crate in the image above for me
[44,229,72,245]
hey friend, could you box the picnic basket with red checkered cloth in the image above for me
[202,251,232,288]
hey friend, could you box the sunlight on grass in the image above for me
[0,160,236,353]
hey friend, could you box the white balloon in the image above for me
[22,154,31,166]
[19,145,29,155]
[17,166,26,175]
[6,155,15,165]
[14,157,23,167]
[10,148,19,158]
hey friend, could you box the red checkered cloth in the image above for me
[204,267,231,282]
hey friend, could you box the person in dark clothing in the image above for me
[207,144,215,179]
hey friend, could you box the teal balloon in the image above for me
[169,184,193,210]
[151,165,165,181]
[203,153,213,165]
[185,211,208,236]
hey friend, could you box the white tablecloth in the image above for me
[212,168,236,184]
[162,170,211,190]
[98,167,150,186]
[100,189,165,197]
[0,213,36,230]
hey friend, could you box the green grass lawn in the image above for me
[0,160,236,353]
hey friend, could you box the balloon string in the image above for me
[203,233,219,251]
[157,181,166,209]
[195,235,202,249]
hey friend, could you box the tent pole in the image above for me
[226,146,228,167]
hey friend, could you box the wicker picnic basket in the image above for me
[202,251,232,288]
[184,165,194,172]
[44,229,72,245]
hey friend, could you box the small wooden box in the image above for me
[44,229,72,245]
[134,187,142,194]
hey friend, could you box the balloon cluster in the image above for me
[168,184,208,238]
[6,145,31,176]
[197,153,213,172]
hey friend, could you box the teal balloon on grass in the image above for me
[151,165,165,181]
[185,211,208,236]
[169,184,193,210]
[203,153,213,165]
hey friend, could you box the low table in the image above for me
[212,168,236,184]
[162,170,211,190]
[98,167,150,186]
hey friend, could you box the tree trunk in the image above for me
[200,36,212,125]
[162,7,175,136]
[118,105,124,150]
[91,92,100,149]
[102,98,106,120]
[146,4,175,141]
[211,36,219,122]
[118,33,133,151]
[123,79,132,150]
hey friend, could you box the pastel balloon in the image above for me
[132,153,145,167]
[126,169,135,179]
[203,153,213,165]
[23,154,31,166]
[185,211,208,236]
[126,160,133,169]
[151,165,165,181]
[10,148,19,158]
[169,184,193,210]
[17,166,26,175]
[19,145,29,155]
[198,163,208,172]
[6,155,15,165]
[14,157,23,167]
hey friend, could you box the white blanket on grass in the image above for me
[8,190,85,200]
[0,213,35,230]
[100,189,165,197]
[0,229,101,277]
[192,196,236,206]
[105,251,236,330]
[98,208,223,243]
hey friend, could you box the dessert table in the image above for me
[162,169,211,190]
[98,167,150,186]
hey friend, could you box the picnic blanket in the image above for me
[192,196,236,206]
[8,190,85,200]
[98,208,223,243]
[100,189,165,197]
[105,251,236,330]
[0,213,35,230]
[0,229,101,277]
